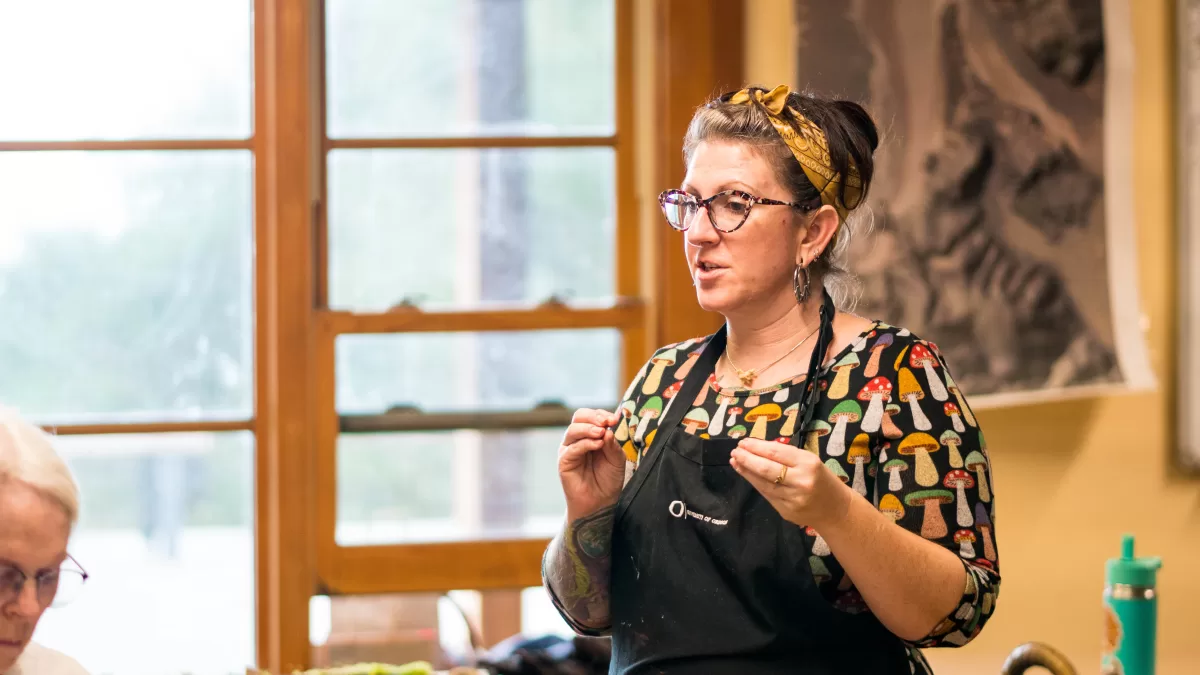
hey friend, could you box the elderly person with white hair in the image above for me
[0,408,89,675]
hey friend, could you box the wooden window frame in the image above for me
[310,0,642,597]
[5,0,743,671]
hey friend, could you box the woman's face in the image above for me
[682,140,833,318]
[0,480,70,671]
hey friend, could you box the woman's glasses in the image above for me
[0,554,88,609]
[658,189,810,233]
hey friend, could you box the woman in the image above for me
[0,408,90,675]
[543,85,999,673]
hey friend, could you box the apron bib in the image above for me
[609,320,911,674]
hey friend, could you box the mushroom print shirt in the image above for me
[616,322,999,671]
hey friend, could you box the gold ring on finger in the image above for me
[774,465,788,485]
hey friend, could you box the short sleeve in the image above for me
[874,338,1000,648]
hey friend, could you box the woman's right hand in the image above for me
[558,408,626,520]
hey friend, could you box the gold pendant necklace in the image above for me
[724,326,820,388]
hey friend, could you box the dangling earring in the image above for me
[793,262,811,304]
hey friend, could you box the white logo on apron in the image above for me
[668,500,728,526]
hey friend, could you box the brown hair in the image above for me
[683,87,879,308]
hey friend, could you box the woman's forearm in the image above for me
[544,505,616,632]
[813,490,966,642]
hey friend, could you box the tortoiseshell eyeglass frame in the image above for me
[658,188,811,233]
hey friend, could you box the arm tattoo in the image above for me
[546,505,616,630]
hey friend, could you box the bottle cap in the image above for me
[1105,534,1162,588]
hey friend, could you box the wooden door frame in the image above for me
[254,0,320,670]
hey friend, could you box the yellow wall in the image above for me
[744,0,1200,672]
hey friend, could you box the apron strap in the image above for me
[788,288,837,449]
[615,325,727,524]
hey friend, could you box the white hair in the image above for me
[0,407,80,527]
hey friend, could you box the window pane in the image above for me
[326,0,614,138]
[311,592,488,669]
[0,151,254,423]
[336,330,619,413]
[521,586,573,639]
[337,429,566,545]
[328,148,615,312]
[33,432,254,675]
[310,590,574,669]
[0,0,252,140]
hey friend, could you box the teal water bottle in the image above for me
[1101,534,1162,675]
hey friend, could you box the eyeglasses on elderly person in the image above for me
[0,554,88,609]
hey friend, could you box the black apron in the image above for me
[609,301,912,674]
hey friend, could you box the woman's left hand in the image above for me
[730,438,854,530]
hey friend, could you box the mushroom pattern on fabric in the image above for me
[909,343,949,401]
[897,367,932,430]
[954,529,977,559]
[905,489,954,539]
[709,391,735,435]
[943,401,966,433]
[964,450,991,502]
[883,458,908,491]
[642,348,678,395]
[779,401,801,437]
[897,432,942,487]
[825,400,862,457]
[878,493,905,523]
[847,434,872,497]
[614,413,631,445]
[693,374,716,406]
[828,351,861,399]
[620,399,637,422]
[942,469,977,527]
[635,396,664,443]
[940,429,964,468]
[857,376,893,433]
[607,324,1000,655]
[976,502,997,562]
[824,458,849,487]
[726,406,744,429]
[659,382,683,422]
[804,420,831,454]
[682,408,710,435]
[864,332,894,378]
[674,348,702,381]
[623,360,650,402]
[745,403,782,440]
[944,370,977,427]
[881,402,904,439]
[807,525,831,557]
[852,330,875,353]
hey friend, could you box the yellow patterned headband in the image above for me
[728,84,863,222]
